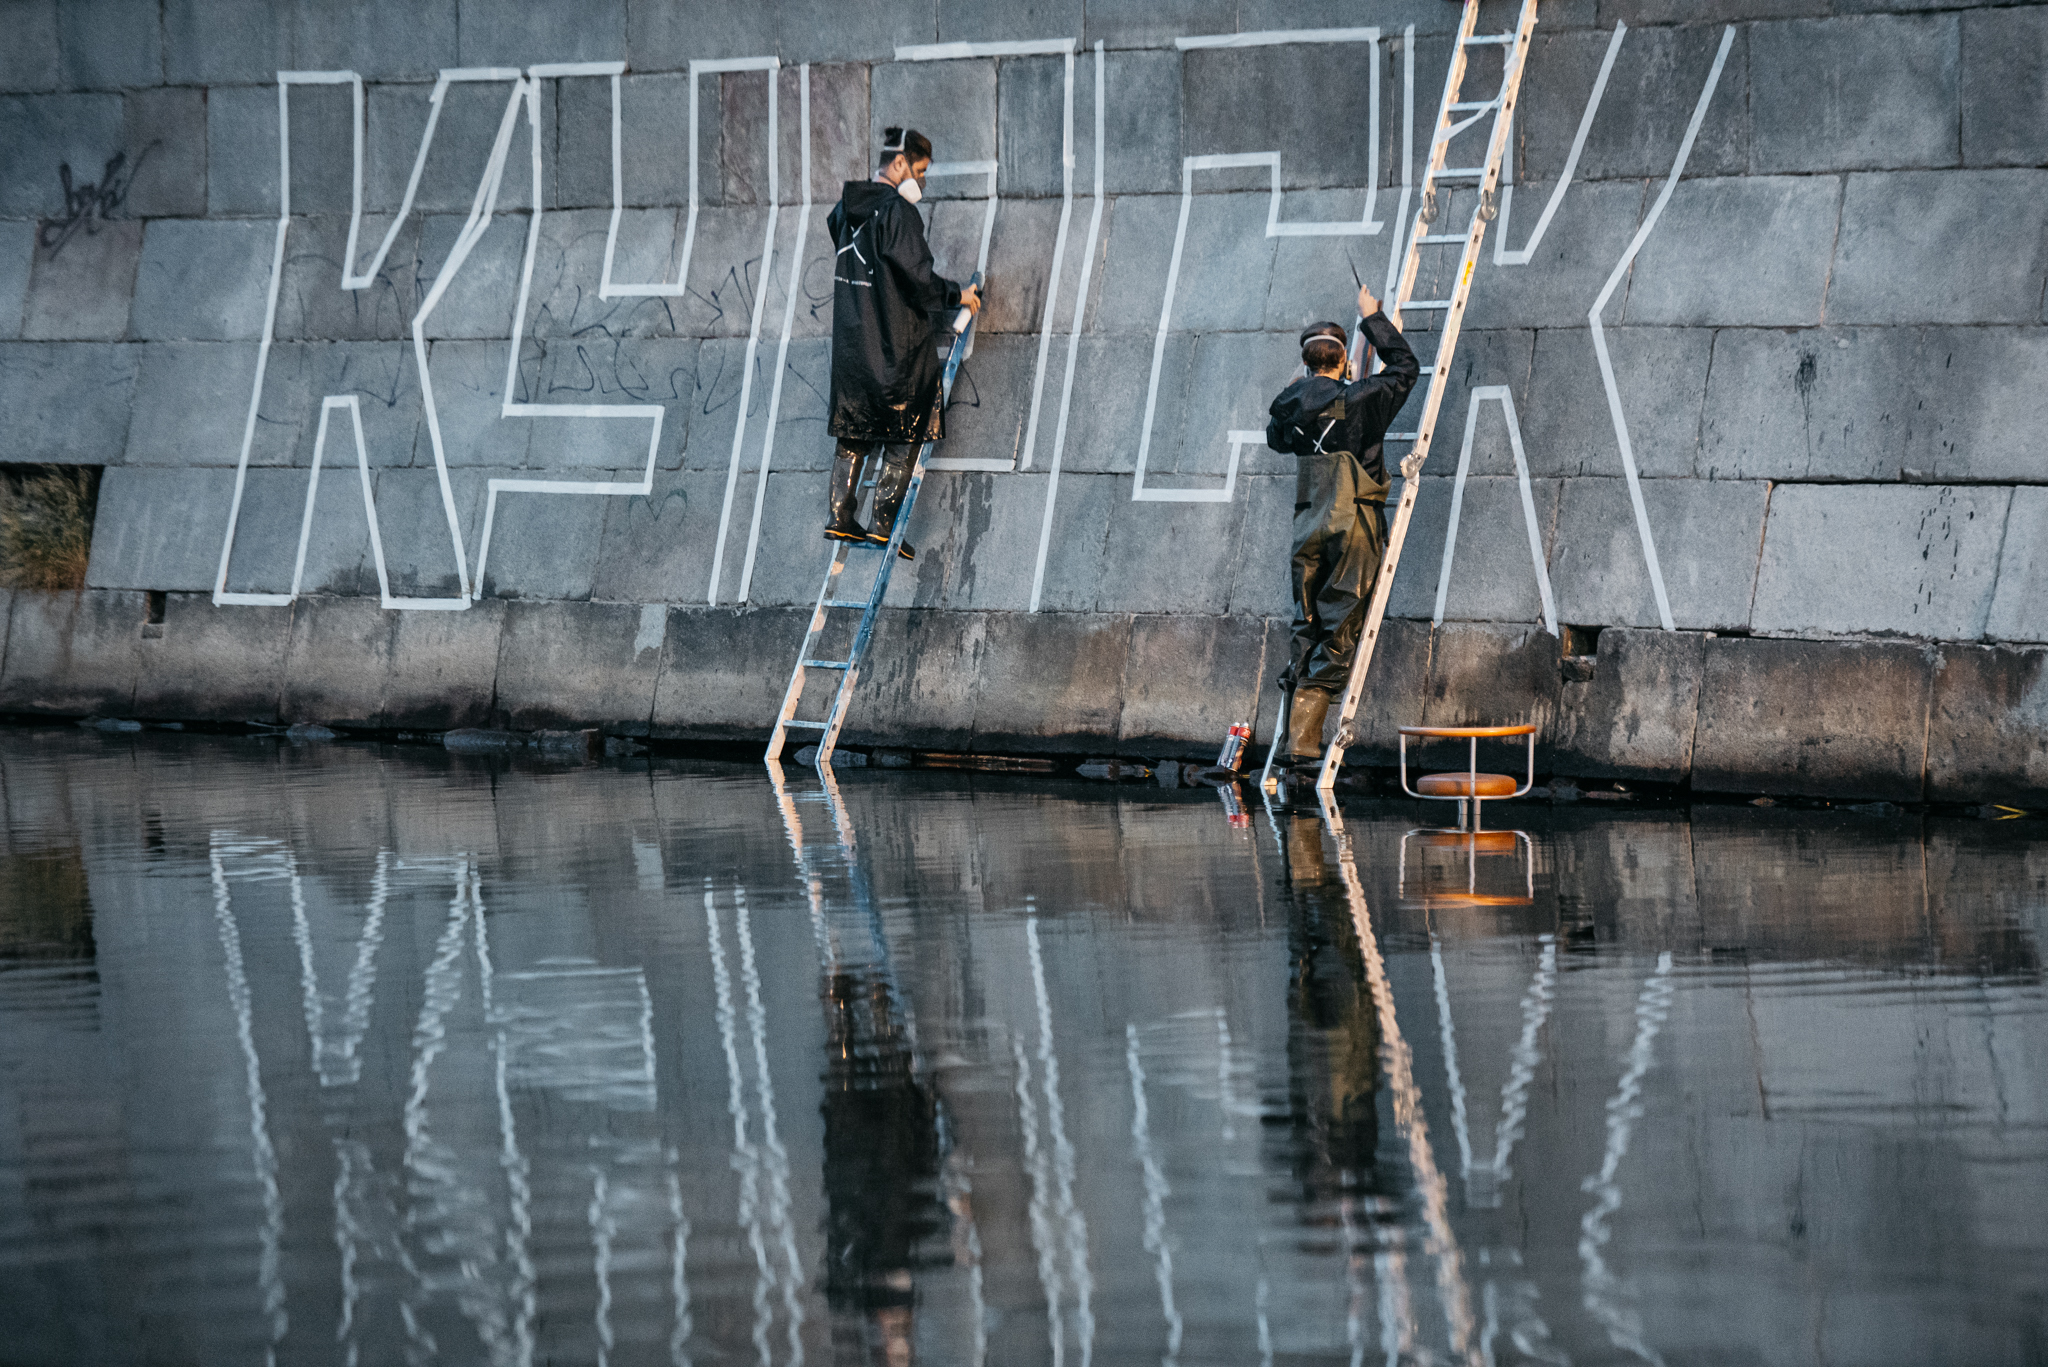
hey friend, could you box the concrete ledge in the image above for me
[1553,627,1706,782]
[496,599,662,733]
[1926,644,2048,806]
[134,595,288,723]
[1693,635,1934,802]
[0,590,144,717]
[279,595,503,730]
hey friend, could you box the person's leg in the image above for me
[1287,526,1338,765]
[864,443,918,560]
[1301,502,1388,695]
[826,440,874,541]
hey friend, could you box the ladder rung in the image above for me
[1416,233,1467,244]
[822,598,868,609]
[1463,32,1517,44]
[1386,431,1420,441]
[1404,299,1454,310]
[1447,101,1496,112]
[1417,365,1436,374]
[780,719,830,730]
[1433,167,1487,179]
[800,658,851,670]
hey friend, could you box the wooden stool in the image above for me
[1398,724,1537,832]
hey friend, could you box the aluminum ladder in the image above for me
[766,272,982,768]
[1262,0,1541,795]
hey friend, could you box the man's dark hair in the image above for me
[879,127,934,170]
[1301,322,1348,372]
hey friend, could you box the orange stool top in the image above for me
[1415,772,1520,799]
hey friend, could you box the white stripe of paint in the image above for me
[1176,26,1376,48]
[898,38,1076,58]
[1495,24,1625,266]
[1588,25,1734,633]
[1432,386,1557,635]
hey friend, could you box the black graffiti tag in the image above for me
[38,147,153,258]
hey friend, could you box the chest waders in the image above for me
[1282,396,1391,766]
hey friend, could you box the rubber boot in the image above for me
[824,448,869,543]
[1286,688,1332,768]
[865,447,917,561]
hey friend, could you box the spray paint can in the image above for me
[1215,723,1252,771]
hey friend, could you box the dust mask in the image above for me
[896,176,924,206]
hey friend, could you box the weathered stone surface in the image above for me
[1418,621,1565,766]
[829,606,981,750]
[773,0,930,65]
[1961,6,2048,170]
[292,0,458,80]
[455,0,625,67]
[1518,23,1749,183]
[1182,43,1381,191]
[557,72,698,212]
[414,213,526,339]
[208,81,359,219]
[971,610,1129,753]
[364,465,488,600]
[1624,176,1840,327]
[1119,612,1268,756]
[1084,0,1233,49]
[1521,327,1710,478]
[211,465,376,599]
[723,466,833,608]
[122,341,258,466]
[1926,645,2048,805]
[1903,328,2048,483]
[1552,626,1704,781]
[627,0,777,71]
[1260,190,1397,334]
[0,589,144,716]
[132,220,274,341]
[1086,193,1177,335]
[1827,170,2048,326]
[132,595,288,722]
[0,92,125,218]
[277,594,386,723]
[1752,484,2011,640]
[512,207,686,343]
[589,466,723,606]
[995,52,1080,202]
[1223,472,1294,619]
[0,222,33,340]
[472,483,610,604]
[274,216,419,342]
[368,80,533,217]
[1549,476,1768,633]
[871,56,996,166]
[649,605,808,740]
[0,340,138,463]
[1985,486,2048,645]
[383,599,505,729]
[495,598,662,731]
[1693,635,1932,801]
[20,218,139,339]
[1092,477,1248,614]
[0,1,59,94]
[263,340,424,473]
[1386,474,1563,627]
[122,86,207,219]
[87,466,235,592]
[1465,180,1647,331]
[945,469,1105,613]
[1749,16,1957,174]
[163,0,289,85]
[56,0,161,90]
[523,337,695,470]
[938,0,1081,47]
[1698,327,1914,481]
[417,338,532,469]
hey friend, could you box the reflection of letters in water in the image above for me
[38,148,152,258]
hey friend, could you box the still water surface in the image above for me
[0,731,2044,1366]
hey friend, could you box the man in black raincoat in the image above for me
[824,127,982,562]
[1265,285,1420,767]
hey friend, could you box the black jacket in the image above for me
[1265,311,1420,507]
[826,180,964,445]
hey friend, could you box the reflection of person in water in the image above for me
[820,970,946,1365]
[1280,816,1381,1200]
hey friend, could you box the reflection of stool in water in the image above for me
[1398,724,1537,833]
[1398,828,1534,908]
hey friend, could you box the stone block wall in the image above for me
[0,0,2043,800]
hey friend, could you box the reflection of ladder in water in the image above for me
[1261,0,1540,793]
[765,274,984,768]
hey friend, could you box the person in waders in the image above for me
[823,127,982,563]
[1265,285,1420,769]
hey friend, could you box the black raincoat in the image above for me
[1265,311,1420,691]
[826,180,965,446]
